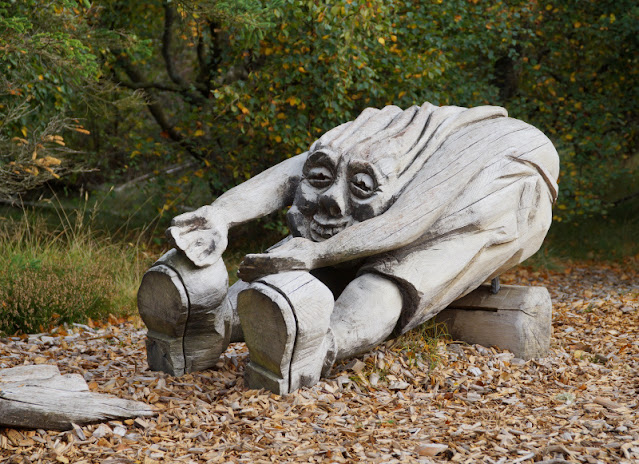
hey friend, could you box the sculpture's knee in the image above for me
[238,271,335,394]
[137,249,230,375]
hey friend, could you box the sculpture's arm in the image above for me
[239,167,461,280]
[238,121,559,281]
[167,153,307,267]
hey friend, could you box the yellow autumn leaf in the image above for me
[194,129,205,137]
[378,37,385,46]
[21,126,27,137]
[41,166,60,179]
[40,156,62,167]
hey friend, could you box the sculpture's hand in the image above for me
[238,237,318,281]
[166,205,229,267]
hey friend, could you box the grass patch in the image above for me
[393,318,450,371]
[0,206,153,335]
[538,167,639,263]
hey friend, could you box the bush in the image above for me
[0,208,151,335]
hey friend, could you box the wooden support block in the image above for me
[436,284,552,359]
[137,249,230,376]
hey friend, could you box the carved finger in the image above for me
[165,226,180,249]
[239,254,308,281]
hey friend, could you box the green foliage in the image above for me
[2,0,637,226]
[0,1,105,197]
[427,0,639,221]
[0,207,150,335]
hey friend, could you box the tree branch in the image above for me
[162,1,187,89]
[612,191,639,207]
[116,79,183,93]
[161,1,208,103]
[114,55,207,165]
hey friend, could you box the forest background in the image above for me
[0,0,637,334]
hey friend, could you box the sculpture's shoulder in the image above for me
[431,105,559,183]
[502,115,560,182]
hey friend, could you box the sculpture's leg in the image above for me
[238,271,335,395]
[330,273,403,360]
[137,249,242,376]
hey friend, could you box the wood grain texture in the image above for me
[141,102,559,392]
[138,249,230,375]
[0,365,155,431]
[238,272,334,394]
[436,284,552,359]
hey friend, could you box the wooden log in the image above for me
[0,365,155,431]
[436,284,552,359]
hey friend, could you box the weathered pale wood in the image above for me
[238,284,295,394]
[138,249,230,375]
[436,284,552,359]
[238,271,334,394]
[0,365,155,431]
[330,273,403,360]
[139,102,559,393]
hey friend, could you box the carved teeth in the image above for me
[310,219,349,240]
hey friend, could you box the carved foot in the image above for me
[137,249,231,375]
[436,284,552,359]
[238,271,335,395]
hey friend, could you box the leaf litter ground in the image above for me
[1,259,638,463]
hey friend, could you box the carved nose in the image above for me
[319,184,346,217]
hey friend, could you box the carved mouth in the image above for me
[309,217,351,241]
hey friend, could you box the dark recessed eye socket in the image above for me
[350,172,376,199]
[306,166,334,188]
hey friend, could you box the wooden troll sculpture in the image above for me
[138,102,559,394]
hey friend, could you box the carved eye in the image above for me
[306,166,334,188]
[350,172,376,199]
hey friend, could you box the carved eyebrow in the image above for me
[307,150,337,165]
[304,150,338,175]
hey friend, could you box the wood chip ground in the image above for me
[1,260,638,463]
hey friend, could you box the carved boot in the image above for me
[137,249,241,376]
[238,271,336,395]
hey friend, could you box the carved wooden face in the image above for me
[287,148,397,241]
